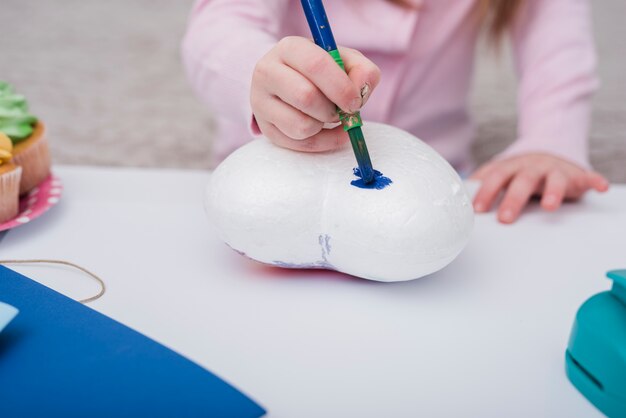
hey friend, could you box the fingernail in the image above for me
[500,209,514,222]
[601,180,609,190]
[360,83,371,106]
[543,195,557,207]
[474,202,485,212]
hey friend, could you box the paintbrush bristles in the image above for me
[347,127,375,184]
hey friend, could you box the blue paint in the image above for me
[225,243,248,258]
[351,168,392,190]
[271,260,332,269]
[318,234,331,264]
[272,234,335,270]
[322,234,331,255]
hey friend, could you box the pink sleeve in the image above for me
[498,0,598,169]
[181,0,289,135]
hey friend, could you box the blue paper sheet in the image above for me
[0,265,265,417]
[0,301,18,333]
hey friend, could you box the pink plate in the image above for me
[0,174,63,232]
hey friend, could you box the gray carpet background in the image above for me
[1,0,624,181]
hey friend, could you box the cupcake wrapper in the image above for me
[12,130,51,195]
[0,165,22,223]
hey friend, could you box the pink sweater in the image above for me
[182,0,597,171]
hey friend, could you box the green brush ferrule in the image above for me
[339,111,363,132]
[328,49,362,131]
[327,48,373,183]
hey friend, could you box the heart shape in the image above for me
[206,123,473,282]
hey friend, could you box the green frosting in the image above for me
[0,81,38,144]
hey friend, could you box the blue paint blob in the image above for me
[350,168,392,190]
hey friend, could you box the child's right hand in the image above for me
[251,36,380,152]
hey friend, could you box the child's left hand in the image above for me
[471,153,609,224]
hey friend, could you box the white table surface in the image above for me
[2,165,624,417]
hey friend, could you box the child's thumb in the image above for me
[338,46,381,109]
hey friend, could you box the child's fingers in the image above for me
[277,37,361,113]
[472,164,517,213]
[259,120,348,153]
[469,161,495,181]
[586,171,609,192]
[255,96,324,140]
[266,64,338,123]
[563,173,592,199]
[497,171,542,224]
[541,171,567,211]
[338,47,381,107]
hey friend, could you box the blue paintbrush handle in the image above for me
[300,0,355,119]
[300,0,337,52]
[300,0,376,185]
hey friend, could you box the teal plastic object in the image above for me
[566,270,626,417]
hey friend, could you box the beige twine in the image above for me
[0,259,105,303]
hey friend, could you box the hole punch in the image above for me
[565,269,626,417]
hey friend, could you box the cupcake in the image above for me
[0,132,22,223]
[0,81,50,194]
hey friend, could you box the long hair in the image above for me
[477,0,522,40]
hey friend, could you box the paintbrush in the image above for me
[300,0,375,184]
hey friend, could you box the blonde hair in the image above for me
[477,0,522,40]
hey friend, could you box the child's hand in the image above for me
[471,153,609,224]
[251,36,380,152]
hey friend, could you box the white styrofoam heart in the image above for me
[206,122,474,282]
